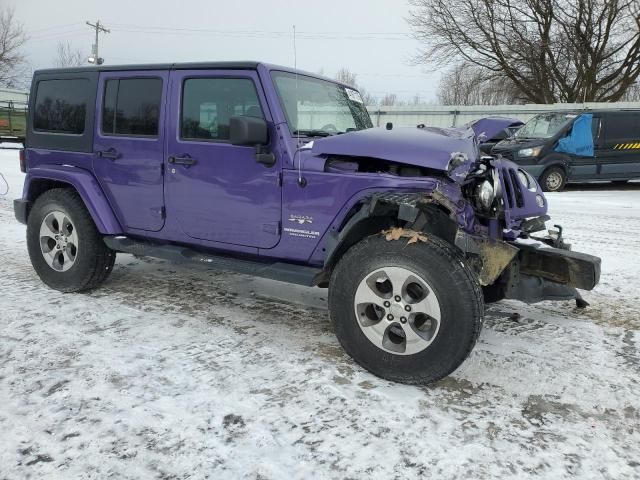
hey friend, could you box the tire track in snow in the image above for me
[1,188,640,479]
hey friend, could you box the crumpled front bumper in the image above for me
[513,241,600,291]
[456,231,601,305]
[501,241,600,305]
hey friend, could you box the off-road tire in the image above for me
[27,188,116,292]
[540,166,567,192]
[328,233,484,384]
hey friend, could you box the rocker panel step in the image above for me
[103,236,322,287]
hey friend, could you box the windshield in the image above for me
[271,71,373,136]
[516,113,576,139]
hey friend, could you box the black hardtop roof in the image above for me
[34,61,261,75]
[32,61,357,88]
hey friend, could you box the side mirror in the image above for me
[230,116,268,146]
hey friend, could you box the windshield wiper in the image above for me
[292,129,335,138]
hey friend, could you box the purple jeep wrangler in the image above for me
[14,62,600,384]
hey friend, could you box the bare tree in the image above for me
[54,41,84,68]
[380,93,399,106]
[359,88,376,106]
[333,67,376,105]
[408,0,640,103]
[0,7,27,88]
[437,62,523,105]
[334,67,358,87]
[622,81,640,101]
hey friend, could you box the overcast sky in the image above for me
[7,0,441,103]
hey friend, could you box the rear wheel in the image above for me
[540,167,567,192]
[328,234,483,384]
[27,188,116,292]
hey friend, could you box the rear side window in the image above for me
[604,113,640,144]
[102,78,163,136]
[181,78,263,141]
[33,79,89,134]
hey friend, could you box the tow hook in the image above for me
[549,224,570,250]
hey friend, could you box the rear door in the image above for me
[598,112,640,179]
[165,69,281,248]
[93,71,168,231]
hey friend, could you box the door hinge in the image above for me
[160,163,165,175]
[277,171,283,187]
[160,206,166,219]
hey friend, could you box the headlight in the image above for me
[477,180,495,209]
[518,146,542,158]
[517,169,538,192]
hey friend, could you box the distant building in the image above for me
[0,88,29,140]
[0,88,29,107]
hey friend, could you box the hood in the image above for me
[310,126,479,176]
[492,135,547,153]
[470,117,523,141]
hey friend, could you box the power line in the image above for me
[29,23,84,35]
[101,23,411,41]
[29,28,88,41]
[106,22,408,36]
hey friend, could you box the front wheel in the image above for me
[540,167,567,192]
[328,234,484,384]
[27,188,116,292]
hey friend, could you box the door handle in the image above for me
[168,155,197,167]
[97,148,122,160]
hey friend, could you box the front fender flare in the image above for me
[539,154,571,173]
[23,165,122,234]
[320,190,462,273]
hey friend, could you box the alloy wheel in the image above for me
[353,266,441,355]
[39,210,79,272]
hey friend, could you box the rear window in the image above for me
[102,78,163,137]
[33,79,89,134]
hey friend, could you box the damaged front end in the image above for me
[334,155,600,307]
[454,155,600,306]
[313,125,600,306]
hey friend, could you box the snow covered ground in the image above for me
[1,148,639,479]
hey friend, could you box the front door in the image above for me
[598,112,640,179]
[165,70,281,248]
[93,71,168,231]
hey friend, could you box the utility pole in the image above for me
[86,20,110,65]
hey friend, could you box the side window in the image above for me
[33,79,89,134]
[102,78,162,137]
[604,113,640,145]
[181,77,263,141]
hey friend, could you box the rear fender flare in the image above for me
[23,165,122,234]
